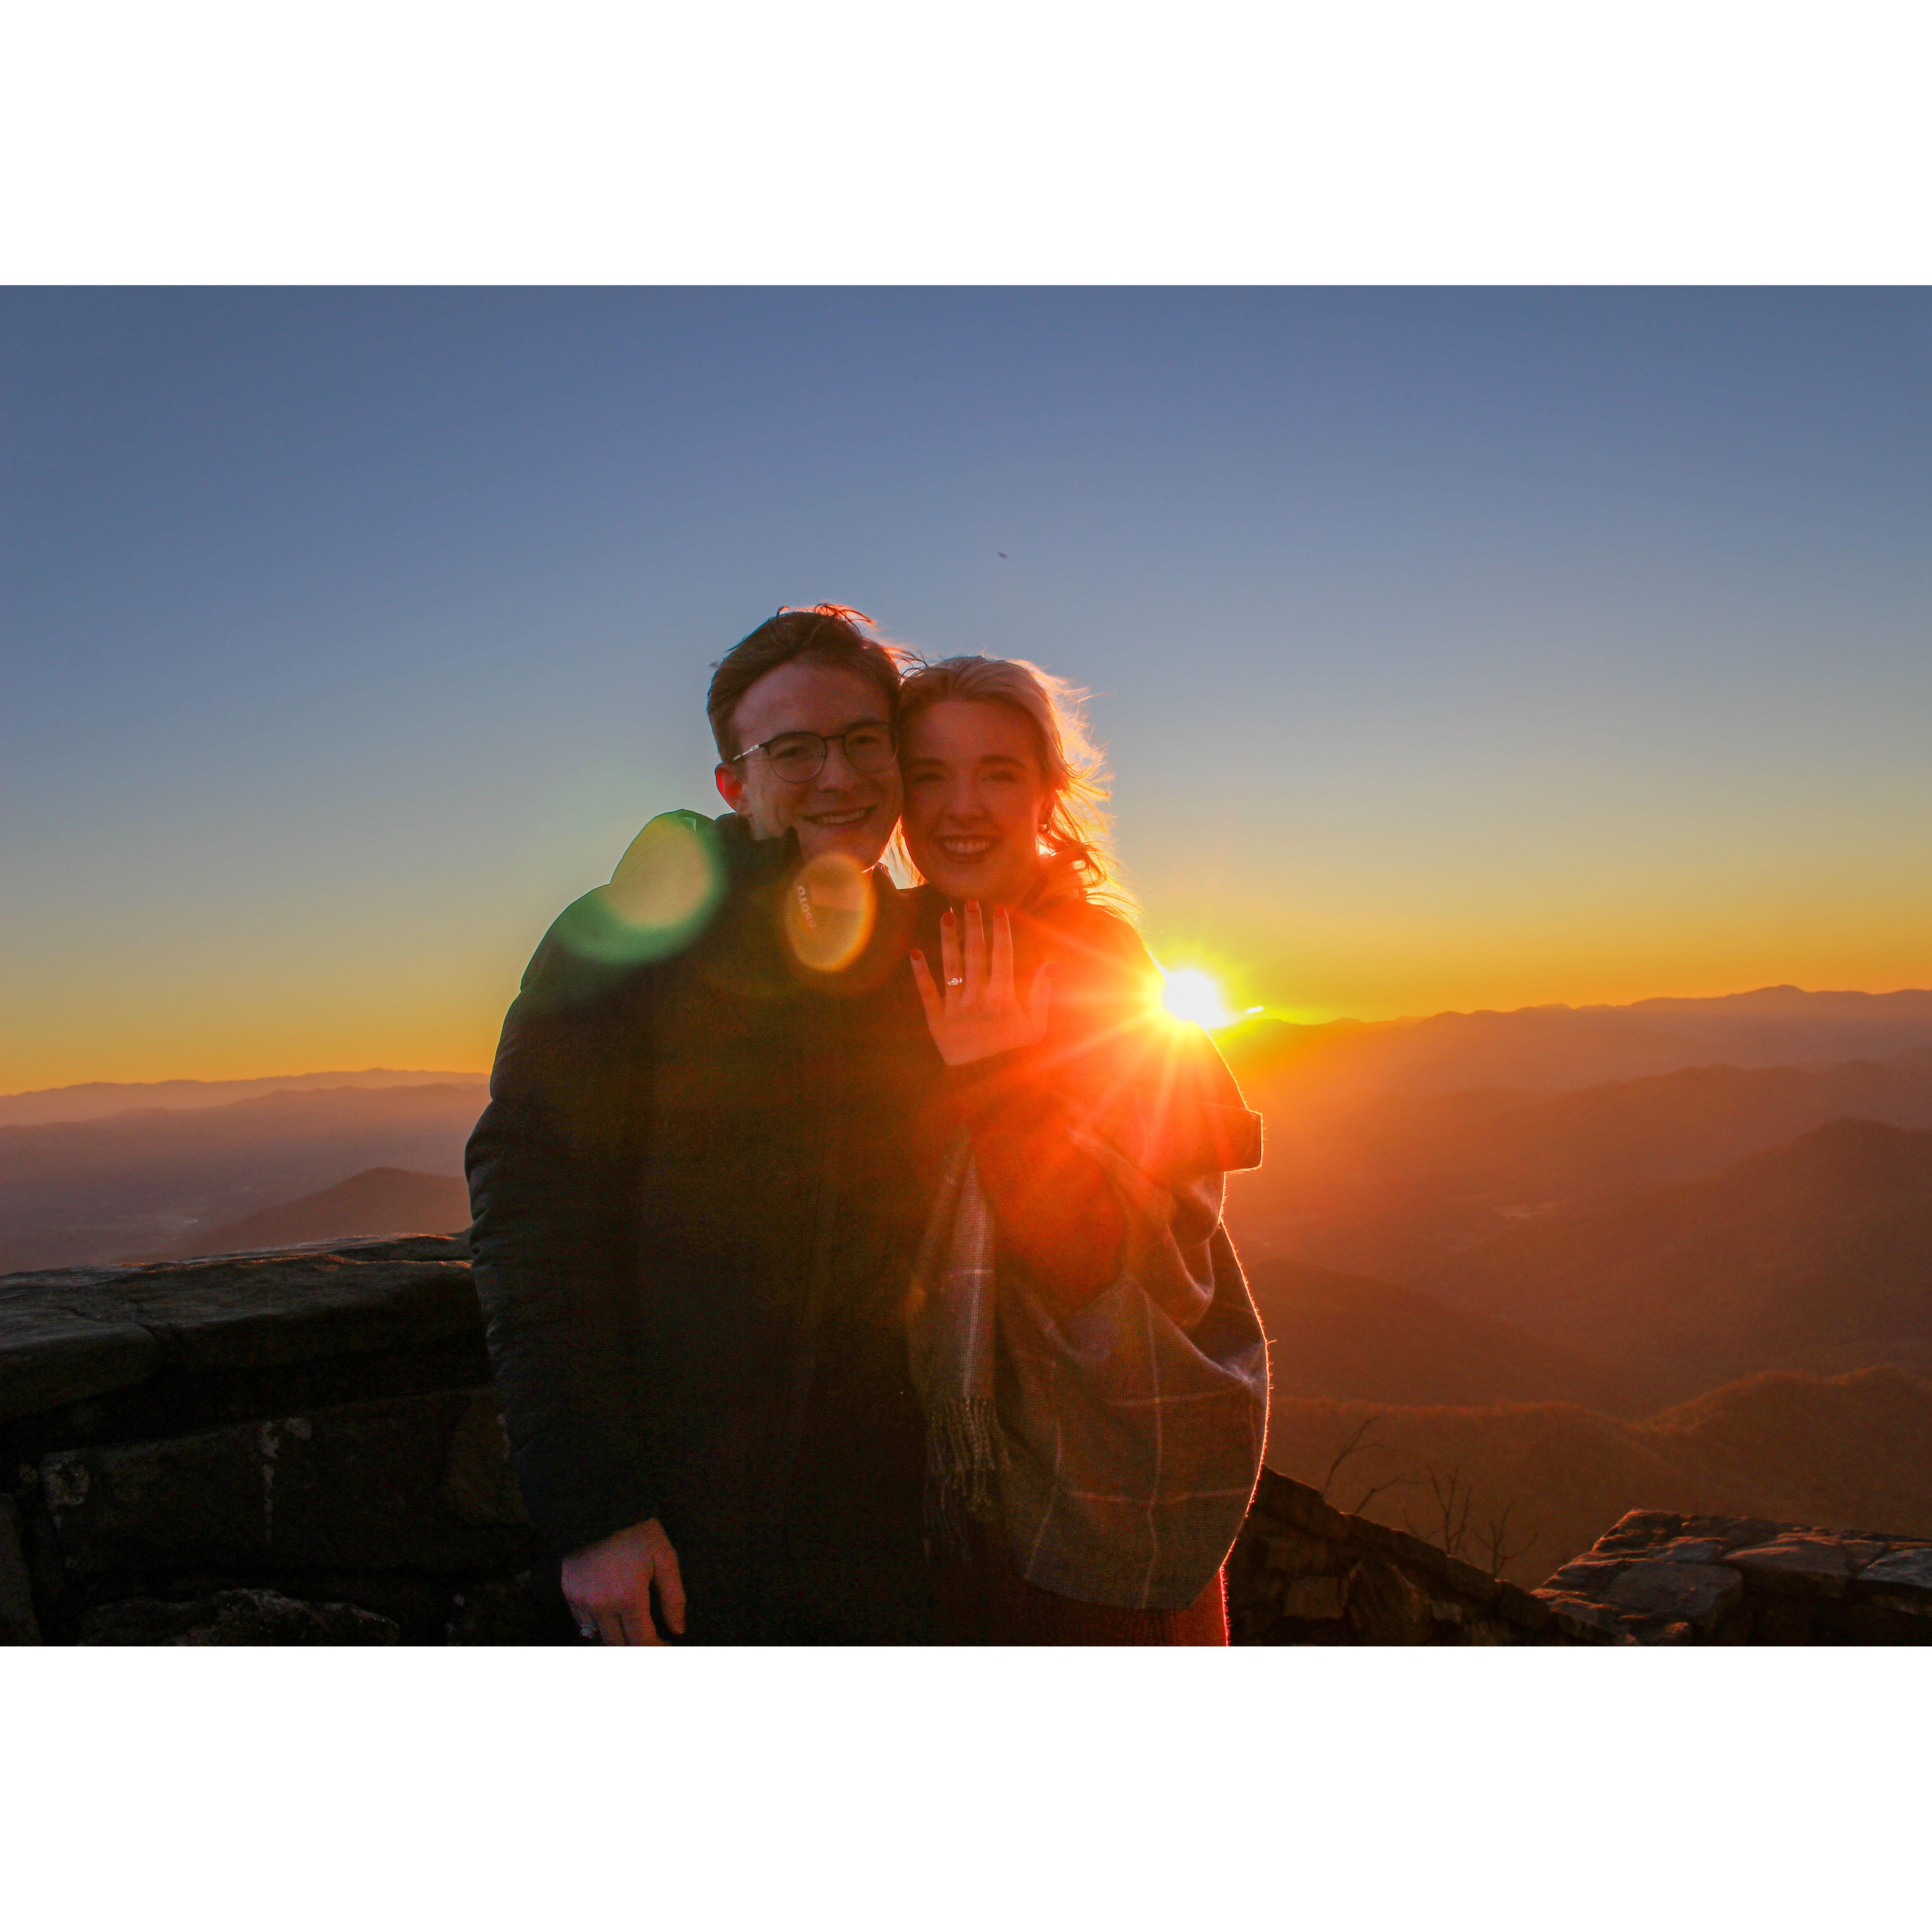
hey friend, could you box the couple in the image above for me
[466,605,1268,1645]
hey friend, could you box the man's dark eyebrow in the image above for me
[767,717,890,741]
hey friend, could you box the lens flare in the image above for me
[608,812,724,932]
[784,850,876,975]
[552,811,726,968]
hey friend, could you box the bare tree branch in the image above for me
[1411,1464,1474,1560]
[1475,1500,1540,1578]
[1350,1475,1417,1516]
[1318,1413,1384,1503]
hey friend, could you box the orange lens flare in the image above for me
[784,851,876,976]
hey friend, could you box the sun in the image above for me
[1160,967,1242,1031]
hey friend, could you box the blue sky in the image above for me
[3,288,1927,1088]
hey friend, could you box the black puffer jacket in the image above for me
[465,813,937,1611]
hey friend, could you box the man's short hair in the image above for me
[707,605,916,761]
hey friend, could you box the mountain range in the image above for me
[1242,1254,1660,1415]
[0,1082,486,1273]
[117,1166,472,1262]
[1224,1055,1932,1281]
[5,984,1930,1589]
[1414,1117,1932,1400]
[0,1068,483,1128]
[1218,984,1932,1101]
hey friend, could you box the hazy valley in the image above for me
[6,985,1931,1589]
[0,1078,485,1273]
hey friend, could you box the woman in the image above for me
[895,654,1268,1645]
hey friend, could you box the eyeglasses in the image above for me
[729,721,897,784]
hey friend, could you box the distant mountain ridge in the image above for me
[13,985,1927,1125]
[1446,1058,1932,1196]
[0,1069,486,1128]
[1416,1118,1932,1399]
[120,1167,472,1262]
[1243,1254,1659,1415]
[1223,1056,1932,1281]
[0,1082,486,1273]
[1219,982,1932,1100]
[1607,985,1932,1026]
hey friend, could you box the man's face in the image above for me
[714,658,902,866]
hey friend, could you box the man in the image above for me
[466,605,938,1644]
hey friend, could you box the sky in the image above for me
[2,288,1927,1093]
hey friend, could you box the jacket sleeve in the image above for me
[465,906,662,1558]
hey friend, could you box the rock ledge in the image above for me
[1536,1510,1932,1644]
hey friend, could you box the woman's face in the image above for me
[900,698,1052,906]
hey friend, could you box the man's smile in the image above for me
[803,804,876,830]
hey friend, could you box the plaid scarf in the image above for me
[903,1138,1005,1565]
[905,1121,1268,1613]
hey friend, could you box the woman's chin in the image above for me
[918,858,1038,906]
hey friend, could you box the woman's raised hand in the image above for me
[911,901,1054,1067]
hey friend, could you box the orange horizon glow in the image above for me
[7,840,1929,1097]
[9,947,1932,1097]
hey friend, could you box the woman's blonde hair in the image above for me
[895,654,1136,920]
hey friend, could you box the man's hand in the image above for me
[911,900,1054,1067]
[561,1517,687,1645]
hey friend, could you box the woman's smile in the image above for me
[934,831,1000,861]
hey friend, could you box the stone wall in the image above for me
[1,1237,542,1644]
[1226,1466,1621,1644]
[6,1236,1929,1644]
[1535,1510,1932,1644]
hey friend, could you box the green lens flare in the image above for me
[551,811,727,969]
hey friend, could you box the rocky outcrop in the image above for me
[78,1588,401,1644]
[1535,1510,1932,1643]
[1225,1466,1623,1644]
[1,1236,547,1645]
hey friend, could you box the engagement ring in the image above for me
[578,1624,598,1640]
[947,976,964,986]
